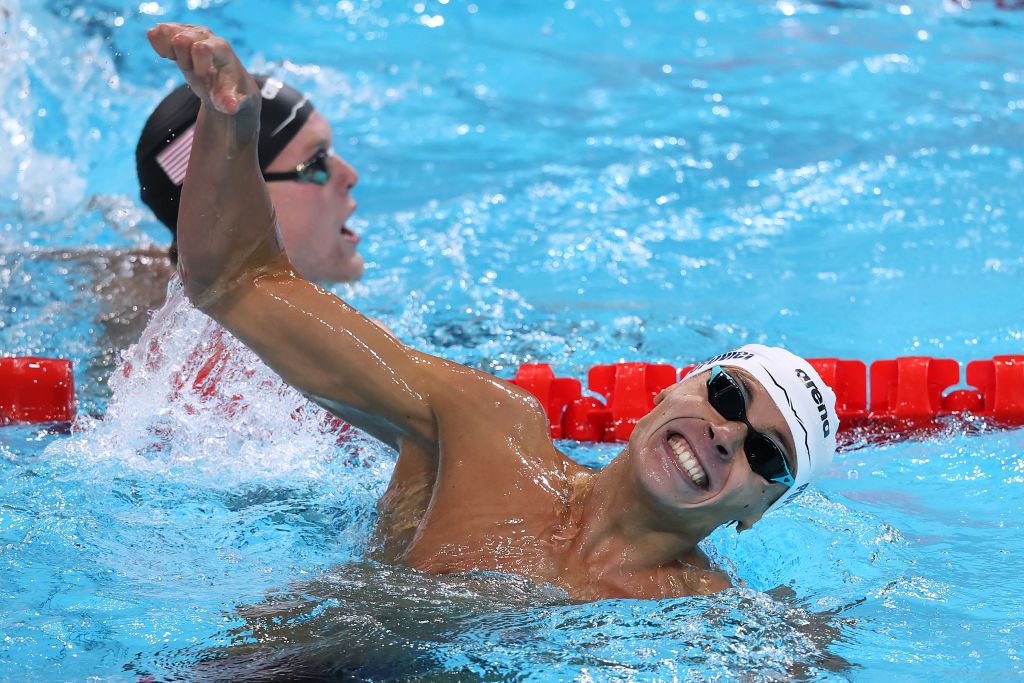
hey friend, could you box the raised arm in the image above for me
[145,24,524,449]
[146,24,274,301]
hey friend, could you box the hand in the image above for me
[146,23,258,116]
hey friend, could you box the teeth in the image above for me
[668,435,708,487]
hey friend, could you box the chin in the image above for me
[302,254,365,285]
[630,453,733,539]
[338,255,365,282]
[633,433,735,516]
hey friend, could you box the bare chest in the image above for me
[397,489,567,581]
[375,425,575,570]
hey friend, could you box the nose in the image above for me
[331,154,358,191]
[705,417,747,461]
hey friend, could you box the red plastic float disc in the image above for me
[0,357,76,425]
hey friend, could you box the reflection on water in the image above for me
[135,563,852,682]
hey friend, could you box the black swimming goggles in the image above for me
[263,147,332,186]
[706,365,796,487]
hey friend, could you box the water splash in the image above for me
[56,276,392,489]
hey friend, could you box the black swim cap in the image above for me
[136,75,315,235]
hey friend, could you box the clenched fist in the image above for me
[147,23,259,116]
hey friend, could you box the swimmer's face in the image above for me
[264,111,364,283]
[627,367,797,536]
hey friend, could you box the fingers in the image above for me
[173,25,212,73]
[146,23,204,61]
[147,23,257,115]
[145,24,175,59]
[190,38,241,115]
[190,37,215,81]
[147,22,215,73]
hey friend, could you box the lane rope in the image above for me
[4,355,1023,441]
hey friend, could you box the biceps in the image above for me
[207,269,437,444]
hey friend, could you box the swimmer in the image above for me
[132,71,391,408]
[147,22,839,600]
[136,73,363,283]
[20,61,375,400]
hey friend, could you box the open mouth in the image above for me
[666,431,709,490]
[340,225,360,244]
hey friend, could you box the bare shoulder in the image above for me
[432,363,548,422]
[686,566,733,595]
[420,363,569,500]
[431,364,555,456]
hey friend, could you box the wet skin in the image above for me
[148,22,793,600]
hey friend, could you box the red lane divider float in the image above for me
[509,356,1024,443]
[0,357,76,425]
[4,354,1024,438]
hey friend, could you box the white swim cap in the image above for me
[685,344,838,516]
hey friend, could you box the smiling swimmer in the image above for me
[147,22,839,601]
[680,344,838,519]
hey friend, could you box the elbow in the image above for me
[177,247,234,313]
[180,216,291,312]
[180,254,294,316]
[179,261,220,313]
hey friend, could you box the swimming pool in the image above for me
[2,0,1023,679]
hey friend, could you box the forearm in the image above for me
[208,270,439,446]
[176,103,288,308]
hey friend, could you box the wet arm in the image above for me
[147,24,441,447]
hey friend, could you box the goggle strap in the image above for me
[771,473,796,487]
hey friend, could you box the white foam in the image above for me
[63,276,385,487]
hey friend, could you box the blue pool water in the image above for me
[2,0,1024,680]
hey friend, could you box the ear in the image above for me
[735,510,765,534]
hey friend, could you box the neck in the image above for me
[566,452,712,577]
